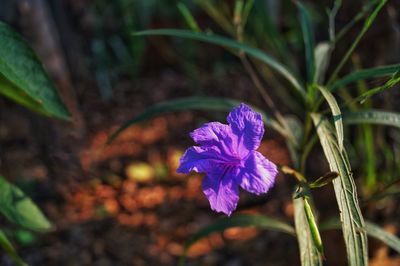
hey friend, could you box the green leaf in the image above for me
[327,0,388,84]
[311,113,368,266]
[355,71,400,104]
[296,1,315,84]
[0,75,48,117]
[0,229,27,266]
[317,86,344,151]
[314,42,331,84]
[343,110,400,129]
[309,171,339,188]
[177,2,200,32]
[108,96,285,143]
[321,219,400,254]
[0,176,52,232]
[365,222,400,253]
[179,214,295,266]
[0,21,70,119]
[133,29,305,97]
[303,198,323,254]
[293,196,322,266]
[330,64,400,91]
[194,0,234,34]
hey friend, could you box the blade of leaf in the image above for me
[354,71,400,104]
[179,214,295,266]
[0,229,27,266]
[0,176,52,232]
[108,96,285,143]
[296,1,316,84]
[0,21,70,119]
[0,74,49,117]
[317,86,344,151]
[314,42,331,84]
[327,0,388,84]
[321,219,400,254]
[343,109,400,129]
[365,222,400,253]
[133,29,305,97]
[311,113,368,266]
[194,0,234,34]
[330,64,400,91]
[293,196,322,266]
[177,2,200,32]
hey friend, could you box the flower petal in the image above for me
[190,122,240,162]
[176,146,220,174]
[202,166,240,216]
[227,103,264,152]
[238,151,278,195]
[190,122,229,146]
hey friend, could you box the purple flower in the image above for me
[177,103,278,216]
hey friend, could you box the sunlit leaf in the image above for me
[312,113,368,265]
[314,42,331,84]
[318,86,344,151]
[0,176,52,232]
[343,110,400,129]
[0,21,70,119]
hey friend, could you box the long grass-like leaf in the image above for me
[321,219,400,254]
[312,113,368,266]
[355,71,400,104]
[133,29,305,96]
[179,214,295,266]
[330,64,400,91]
[177,2,201,32]
[318,86,344,151]
[108,97,285,143]
[314,42,331,84]
[297,1,316,84]
[0,230,27,266]
[343,110,400,129]
[328,0,388,84]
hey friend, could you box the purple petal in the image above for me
[237,151,278,195]
[227,103,264,152]
[190,122,229,146]
[202,166,240,216]
[176,146,220,174]
[190,122,241,162]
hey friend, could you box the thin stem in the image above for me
[234,11,296,145]
[327,0,387,85]
[239,54,294,141]
[333,0,378,44]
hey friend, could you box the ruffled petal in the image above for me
[190,122,229,146]
[202,166,240,216]
[176,146,220,174]
[227,103,264,153]
[237,151,278,195]
[190,122,240,162]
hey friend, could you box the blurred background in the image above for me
[0,0,399,265]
